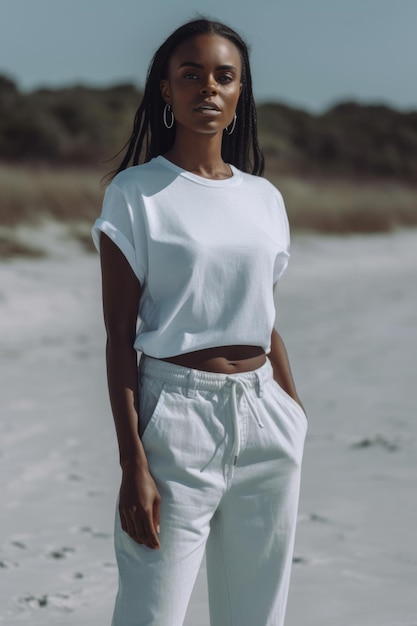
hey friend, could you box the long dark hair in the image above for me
[111,18,264,177]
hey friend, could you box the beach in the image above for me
[1,228,416,625]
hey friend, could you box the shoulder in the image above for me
[236,170,286,206]
[110,159,165,195]
[101,162,160,218]
[235,169,282,193]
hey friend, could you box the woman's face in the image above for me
[161,34,242,136]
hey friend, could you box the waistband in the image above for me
[139,355,273,399]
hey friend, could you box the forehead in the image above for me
[169,34,242,69]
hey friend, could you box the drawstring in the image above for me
[227,378,264,466]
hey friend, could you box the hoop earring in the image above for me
[163,104,174,129]
[226,113,237,135]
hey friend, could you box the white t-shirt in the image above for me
[92,156,290,358]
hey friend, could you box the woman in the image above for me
[92,17,307,626]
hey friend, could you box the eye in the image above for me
[217,73,234,84]
[183,72,199,80]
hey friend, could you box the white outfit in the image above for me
[113,356,307,626]
[92,157,306,626]
[92,156,290,357]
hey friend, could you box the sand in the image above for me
[1,227,416,625]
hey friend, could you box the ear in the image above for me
[160,80,171,104]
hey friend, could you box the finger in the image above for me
[137,519,152,548]
[153,497,161,536]
[140,508,161,549]
[123,509,142,544]
[119,508,129,534]
[127,511,152,548]
[131,513,147,546]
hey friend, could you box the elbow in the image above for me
[104,317,136,348]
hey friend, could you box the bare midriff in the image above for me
[161,345,267,374]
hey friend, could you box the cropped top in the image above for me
[92,156,290,358]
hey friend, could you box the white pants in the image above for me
[112,356,307,626]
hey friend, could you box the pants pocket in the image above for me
[270,379,308,427]
[138,376,166,443]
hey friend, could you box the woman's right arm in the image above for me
[100,233,161,549]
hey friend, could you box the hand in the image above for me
[119,464,161,549]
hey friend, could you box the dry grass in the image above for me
[269,174,417,233]
[0,163,104,226]
[0,163,104,258]
[0,233,46,260]
[1,165,416,257]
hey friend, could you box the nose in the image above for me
[200,76,218,95]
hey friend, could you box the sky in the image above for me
[1,0,416,112]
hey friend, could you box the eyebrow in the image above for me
[178,61,238,71]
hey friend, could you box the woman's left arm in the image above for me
[269,328,306,415]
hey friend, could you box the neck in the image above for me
[163,129,232,179]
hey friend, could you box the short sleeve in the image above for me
[91,183,147,283]
[272,189,291,284]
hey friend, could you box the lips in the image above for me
[195,101,221,112]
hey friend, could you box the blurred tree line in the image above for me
[0,76,139,165]
[1,75,416,181]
